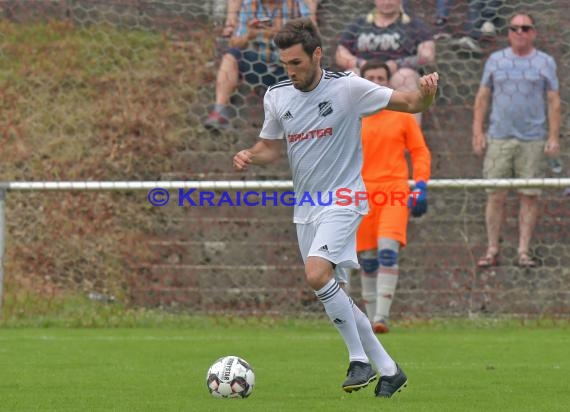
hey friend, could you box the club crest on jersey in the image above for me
[318,100,333,117]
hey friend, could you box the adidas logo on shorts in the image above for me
[318,244,329,253]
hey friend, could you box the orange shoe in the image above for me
[372,319,390,334]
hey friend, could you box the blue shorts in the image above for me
[227,47,287,87]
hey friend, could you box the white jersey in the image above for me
[260,69,393,223]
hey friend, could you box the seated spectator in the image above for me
[221,0,244,38]
[335,0,435,125]
[221,0,319,37]
[466,0,504,39]
[205,0,316,131]
[451,0,504,53]
[434,0,450,28]
[401,0,449,29]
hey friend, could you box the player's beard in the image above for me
[295,62,320,92]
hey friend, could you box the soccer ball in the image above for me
[206,355,255,398]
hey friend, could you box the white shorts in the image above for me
[296,209,362,284]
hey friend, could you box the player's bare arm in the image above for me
[385,72,439,114]
[233,138,283,171]
[472,85,492,157]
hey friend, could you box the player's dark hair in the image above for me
[360,60,392,80]
[273,17,322,56]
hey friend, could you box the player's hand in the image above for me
[408,180,428,217]
[418,72,438,99]
[233,149,253,171]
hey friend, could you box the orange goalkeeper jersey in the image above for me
[361,110,431,184]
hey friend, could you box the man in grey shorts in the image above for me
[472,12,560,268]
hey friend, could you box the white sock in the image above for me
[375,268,399,322]
[351,303,397,376]
[360,269,378,322]
[315,278,368,363]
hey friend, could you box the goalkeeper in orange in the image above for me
[356,60,431,334]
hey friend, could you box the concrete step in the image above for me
[148,216,294,238]
[147,240,300,266]
[170,150,292,180]
[393,289,569,317]
[129,263,312,311]
[145,263,306,287]
[130,262,569,314]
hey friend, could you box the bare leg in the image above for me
[215,53,240,106]
[518,194,539,256]
[485,190,507,255]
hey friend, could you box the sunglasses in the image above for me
[509,25,534,33]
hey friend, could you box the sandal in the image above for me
[477,250,499,268]
[518,252,537,268]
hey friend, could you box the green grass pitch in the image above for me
[0,320,568,411]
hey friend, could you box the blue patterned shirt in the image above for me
[234,0,310,62]
[481,47,559,141]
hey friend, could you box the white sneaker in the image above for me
[434,32,452,40]
[481,21,496,36]
[454,36,483,53]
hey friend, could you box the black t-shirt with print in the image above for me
[339,16,433,61]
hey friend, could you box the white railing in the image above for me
[2,178,570,190]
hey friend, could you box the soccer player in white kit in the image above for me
[233,18,438,398]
